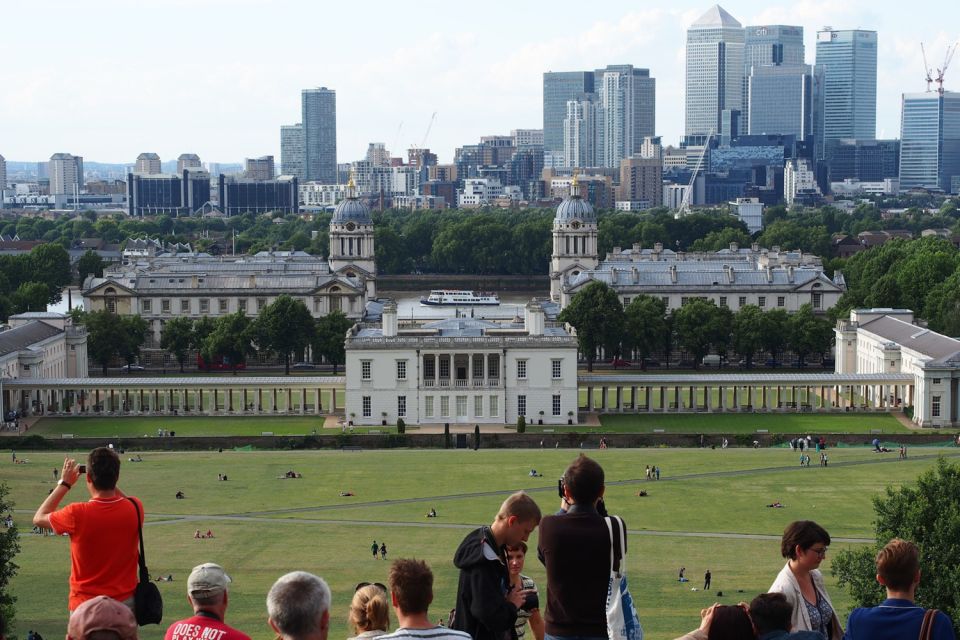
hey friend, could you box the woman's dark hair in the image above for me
[780,520,831,559]
[707,605,756,640]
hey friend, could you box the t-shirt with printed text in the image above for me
[164,613,252,640]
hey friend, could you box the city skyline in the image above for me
[0,0,957,165]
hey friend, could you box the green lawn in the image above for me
[592,412,912,434]
[25,415,386,438]
[4,448,960,640]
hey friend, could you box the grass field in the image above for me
[4,447,960,640]
[25,416,383,438]
[593,412,911,434]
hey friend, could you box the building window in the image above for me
[552,359,562,379]
[487,354,499,378]
[518,395,527,417]
[161,299,170,314]
[141,300,152,313]
[553,394,561,416]
[396,360,407,380]
[812,292,822,309]
[200,299,210,313]
[440,396,450,417]
[517,360,527,380]
[623,297,631,306]
[777,296,785,307]
[474,396,483,416]
[456,396,467,417]
[257,298,267,311]
[473,357,484,379]
[424,357,435,379]
[362,396,371,418]
[425,396,434,418]
[181,299,190,313]
[489,395,499,417]
[661,297,669,307]
[218,299,228,314]
[397,396,406,418]
[361,360,371,380]
[719,296,727,308]
[758,296,766,308]
[681,296,689,306]
[439,358,450,379]
[238,299,247,313]
[738,296,747,307]
[932,395,941,417]
[933,378,941,384]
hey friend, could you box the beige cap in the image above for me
[188,562,232,597]
[68,596,138,640]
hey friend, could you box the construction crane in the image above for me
[420,111,438,149]
[676,130,714,218]
[921,43,934,92]
[935,42,958,95]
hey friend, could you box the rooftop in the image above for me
[691,4,741,28]
[0,321,63,358]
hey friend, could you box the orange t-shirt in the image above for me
[48,495,143,611]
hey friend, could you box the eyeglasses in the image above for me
[808,547,828,557]
[356,582,387,592]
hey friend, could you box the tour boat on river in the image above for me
[419,290,501,306]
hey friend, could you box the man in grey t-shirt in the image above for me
[380,559,470,640]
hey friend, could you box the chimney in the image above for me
[632,242,641,253]
[729,242,738,252]
[788,266,795,283]
[766,267,773,283]
[524,301,544,336]
[725,265,734,284]
[751,242,759,252]
[632,267,639,284]
[382,301,398,337]
[670,264,678,283]
[654,242,663,254]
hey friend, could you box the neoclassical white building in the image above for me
[836,308,960,427]
[83,185,377,351]
[344,301,578,426]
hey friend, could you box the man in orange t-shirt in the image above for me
[33,447,143,612]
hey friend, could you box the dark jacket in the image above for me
[452,526,518,640]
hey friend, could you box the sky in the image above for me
[1,0,958,167]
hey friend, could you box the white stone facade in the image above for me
[345,302,578,426]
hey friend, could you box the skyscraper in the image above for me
[543,71,595,162]
[177,153,202,174]
[48,153,84,195]
[815,28,878,142]
[563,95,600,168]
[742,25,804,126]
[685,5,744,138]
[245,156,275,181]
[302,87,337,184]
[747,64,813,138]
[899,91,960,192]
[0,154,6,191]
[595,65,656,168]
[135,153,161,174]
[280,124,305,181]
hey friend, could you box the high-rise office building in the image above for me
[815,28,878,143]
[748,64,813,138]
[49,153,84,195]
[595,65,656,168]
[742,25,804,126]
[899,91,960,192]
[366,143,391,167]
[245,156,275,181]
[127,169,210,216]
[563,95,600,168]
[685,5,744,138]
[543,71,595,160]
[823,138,900,183]
[280,124,305,181]
[135,153,162,174]
[640,136,662,160]
[0,154,6,191]
[302,87,337,184]
[177,153,202,174]
[511,129,544,147]
[618,156,663,207]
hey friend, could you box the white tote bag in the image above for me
[605,515,643,640]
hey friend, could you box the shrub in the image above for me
[517,415,526,433]
[396,418,406,434]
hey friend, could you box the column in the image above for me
[630,385,638,412]
[600,387,608,412]
[660,386,667,413]
[615,387,623,412]
[586,386,594,411]
[315,388,321,413]
[468,354,473,388]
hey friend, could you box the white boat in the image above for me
[419,290,501,306]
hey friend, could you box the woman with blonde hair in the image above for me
[348,583,390,640]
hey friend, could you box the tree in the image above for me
[672,299,728,368]
[557,281,625,372]
[118,315,148,367]
[623,295,668,368]
[202,311,255,375]
[30,243,72,304]
[313,310,354,374]
[255,295,315,374]
[77,250,105,285]
[10,282,50,314]
[787,304,834,365]
[160,317,195,373]
[191,316,217,370]
[732,305,764,367]
[0,484,21,628]
[925,271,960,335]
[759,308,790,362]
[833,458,960,635]
[78,310,127,374]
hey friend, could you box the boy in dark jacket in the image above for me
[452,491,542,640]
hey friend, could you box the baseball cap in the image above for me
[67,596,138,640]
[188,562,232,597]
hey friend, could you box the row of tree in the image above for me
[72,295,354,375]
[557,282,835,371]
[0,244,72,320]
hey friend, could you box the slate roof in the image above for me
[859,315,960,365]
[0,321,63,358]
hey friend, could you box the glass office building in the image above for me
[302,87,337,184]
[685,5,744,138]
[815,29,877,142]
[747,64,812,138]
[899,91,960,192]
[543,71,595,160]
[281,123,305,181]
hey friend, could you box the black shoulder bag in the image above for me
[128,498,163,625]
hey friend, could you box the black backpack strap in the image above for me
[127,497,149,584]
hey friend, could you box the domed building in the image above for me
[549,174,599,301]
[328,176,377,299]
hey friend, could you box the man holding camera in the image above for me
[537,455,615,640]
[33,447,143,612]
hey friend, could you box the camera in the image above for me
[522,591,539,611]
[78,465,86,474]
[557,479,564,499]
